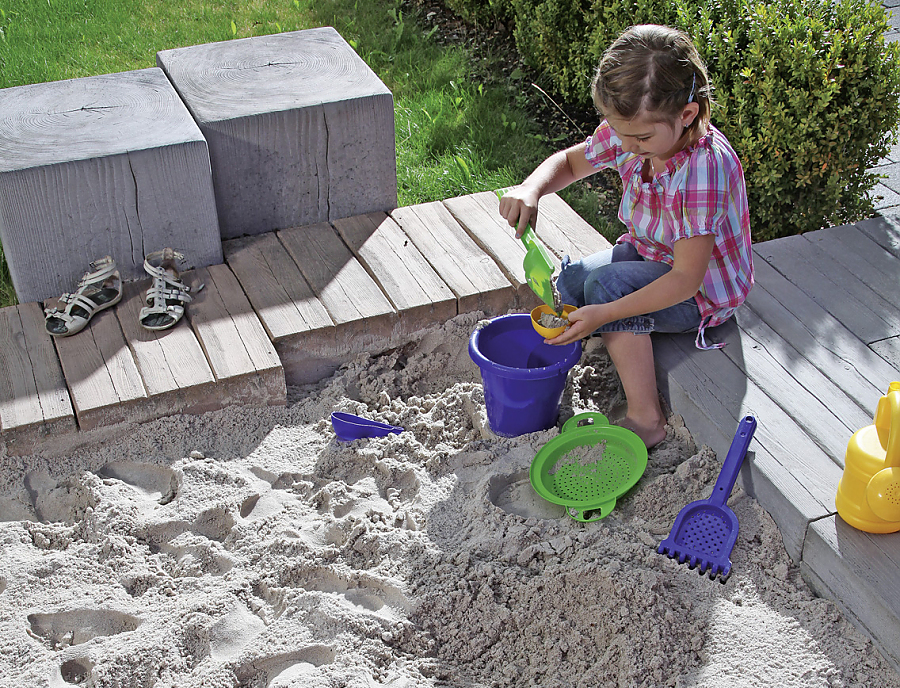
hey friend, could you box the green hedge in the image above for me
[446,0,900,240]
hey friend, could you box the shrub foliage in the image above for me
[447,0,900,240]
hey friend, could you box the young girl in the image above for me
[498,24,754,448]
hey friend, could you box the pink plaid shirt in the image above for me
[584,120,754,349]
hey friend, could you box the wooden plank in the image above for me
[0,304,73,435]
[390,202,516,316]
[742,276,884,417]
[727,306,871,461]
[856,213,900,260]
[532,192,614,260]
[277,222,397,333]
[333,212,456,332]
[186,264,285,407]
[804,225,900,308]
[870,336,900,374]
[754,237,900,344]
[802,517,900,674]
[442,191,536,307]
[751,256,898,395]
[117,279,216,399]
[223,233,333,341]
[45,301,148,431]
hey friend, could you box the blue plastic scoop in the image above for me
[658,415,757,582]
[331,412,404,442]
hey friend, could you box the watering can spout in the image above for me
[835,382,900,532]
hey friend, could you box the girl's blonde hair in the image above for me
[592,25,712,138]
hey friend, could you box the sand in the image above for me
[1,312,898,688]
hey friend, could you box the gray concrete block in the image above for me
[0,68,223,304]
[157,28,397,240]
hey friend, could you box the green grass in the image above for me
[0,0,610,308]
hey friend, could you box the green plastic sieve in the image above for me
[529,412,648,522]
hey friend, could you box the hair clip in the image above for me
[687,73,697,103]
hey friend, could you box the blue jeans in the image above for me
[556,243,701,336]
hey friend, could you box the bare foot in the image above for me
[616,415,668,450]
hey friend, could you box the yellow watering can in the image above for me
[835,381,900,533]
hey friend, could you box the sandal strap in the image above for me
[143,249,185,280]
[78,256,118,287]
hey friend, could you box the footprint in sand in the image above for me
[233,645,335,688]
[26,609,141,650]
[97,461,179,506]
[59,657,94,685]
[488,470,566,519]
[269,566,410,620]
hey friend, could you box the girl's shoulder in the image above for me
[672,124,745,187]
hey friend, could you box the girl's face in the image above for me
[605,105,699,161]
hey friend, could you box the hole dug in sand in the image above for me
[488,470,565,519]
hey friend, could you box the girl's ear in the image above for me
[680,102,700,128]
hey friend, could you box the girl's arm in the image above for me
[499,142,598,238]
[548,233,717,345]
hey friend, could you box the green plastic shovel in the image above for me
[494,190,557,309]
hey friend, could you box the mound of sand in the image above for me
[0,313,897,687]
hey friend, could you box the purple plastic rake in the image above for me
[658,416,757,582]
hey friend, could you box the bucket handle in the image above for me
[877,383,900,469]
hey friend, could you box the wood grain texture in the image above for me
[223,233,334,342]
[157,28,396,238]
[117,279,215,397]
[390,202,515,316]
[47,303,148,430]
[750,256,898,392]
[277,223,396,327]
[802,517,900,673]
[443,191,535,306]
[754,237,900,344]
[186,265,283,378]
[333,212,456,330]
[0,69,221,303]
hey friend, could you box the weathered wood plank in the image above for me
[856,213,900,260]
[442,191,536,307]
[532,192,614,260]
[728,305,871,458]
[870,336,900,375]
[802,517,900,674]
[117,279,216,398]
[750,256,898,395]
[742,277,883,418]
[804,224,900,309]
[390,202,516,316]
[754,237,900,344]
[45,303,148,431]
[0,303,77,454]
[333,212,456,333]
[186,265,285,407]
[278,222,397,332]
[223,233,333,341]
[224,231,345,385]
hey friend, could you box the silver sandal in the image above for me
[139,248,197,331]
[44,256,123,337]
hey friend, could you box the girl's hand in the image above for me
[498,186,540,238]
[546,304,610,345]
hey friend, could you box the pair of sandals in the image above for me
[44,249,196,337]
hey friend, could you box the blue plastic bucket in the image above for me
[469,313,582,437]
